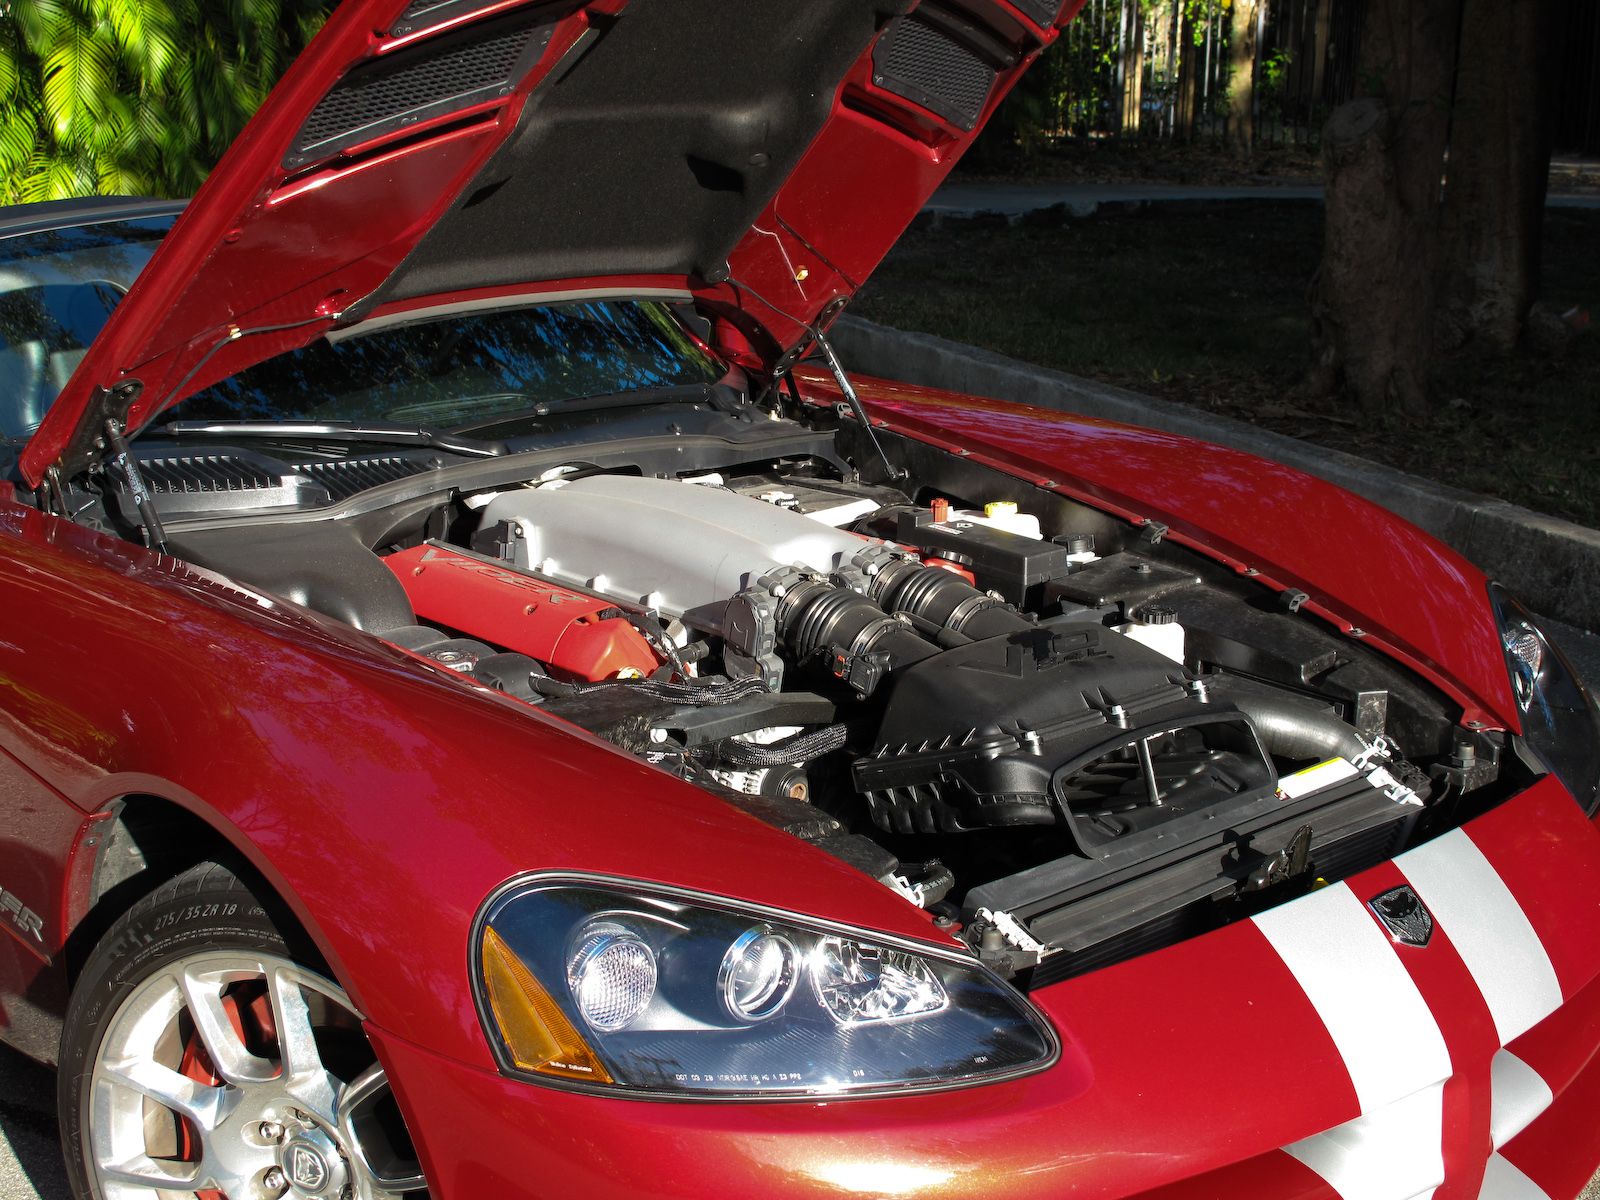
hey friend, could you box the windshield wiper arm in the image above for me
[152,420,508,459]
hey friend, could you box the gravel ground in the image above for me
[5,619,1600,1198]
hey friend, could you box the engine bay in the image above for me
[62,402,1516,985]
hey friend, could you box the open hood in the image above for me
[21,0,1081,486]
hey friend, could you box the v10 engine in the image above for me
[373,472,1450,981]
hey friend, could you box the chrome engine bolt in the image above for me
[264,1166,287,1191]
[260,1121,284,1142]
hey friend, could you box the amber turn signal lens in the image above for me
[481,926,611,1083]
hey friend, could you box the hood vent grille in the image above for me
[873,13,1001,132]
[1010,0,1067,29]
[292,457,433,500]
[286,12,555,168]
[109,455,278,494]
[106,454,430,504]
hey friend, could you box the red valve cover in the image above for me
[384,545,659,683]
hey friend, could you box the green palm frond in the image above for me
[6,0,332,199]
[7,0,68,48]
[39,9,113,142]
[0,105,39,174]
[93,0,179,82]
[0,36,21,99]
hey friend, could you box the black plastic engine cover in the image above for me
[852,622,1271,835]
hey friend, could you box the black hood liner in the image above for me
[378,0,908,305]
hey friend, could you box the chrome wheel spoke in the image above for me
[98,1154,202,1190]
[267,965,342,1126]
[339,1063,430,1198]
[178,964,274,1086]
[99,1055,232,1132]
[372,1172,433,1197]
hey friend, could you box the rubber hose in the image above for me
[774,579,937,671]
[1223,690,1369,764]
[872,560,1032,640]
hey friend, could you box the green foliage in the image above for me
[971,0,1243,167]
[0,0,329,202]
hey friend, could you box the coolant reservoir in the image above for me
[945,501,1044,540]
[1119,603,1185,664]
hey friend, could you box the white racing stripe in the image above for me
[1488,1050,1553,1150]
[1283,1083,1446,1200]
[1260,832,1568,1198]
[1255,883,1452,1112]
[1256,883,1453,1200]
[1478,1153,1550,1200]
[1397,830,1563,1045]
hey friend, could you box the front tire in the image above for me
[59,861,427,1200]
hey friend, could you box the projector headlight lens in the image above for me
[474,877,1057,1098]
[719,927,801,1023]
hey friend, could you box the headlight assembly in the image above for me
[1491,583,1600,815]
[474,876,1058,1099]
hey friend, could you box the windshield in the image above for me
[162,301,725,432]
[0,215,172,439]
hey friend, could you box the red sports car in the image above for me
[3,2,1599,1198]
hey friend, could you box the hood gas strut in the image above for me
[807,324,907,484]
[724,275,905,483]
[104,417,170,556]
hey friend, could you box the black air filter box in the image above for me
[852,623,1269,835]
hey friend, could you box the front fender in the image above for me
[0,501,941,1067]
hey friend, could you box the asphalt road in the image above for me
[0,1044,64,1199]
[5,617,1600,1198]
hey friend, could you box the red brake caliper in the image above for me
[176,984,279,1200]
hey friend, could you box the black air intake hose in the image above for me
[772,578,937,692]
[1218,687,1370,764]
[870,559,1033,641]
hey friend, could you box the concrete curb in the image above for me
[832,316,1600,632]
[920,182,1600,223]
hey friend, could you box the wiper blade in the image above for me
[152,420,508,459]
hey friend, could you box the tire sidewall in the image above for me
[58,870,292,1200]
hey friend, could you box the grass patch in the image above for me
[854,203,1600,528]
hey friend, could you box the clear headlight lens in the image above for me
[811,936,946,1024]
[719,928,800,1022]
[568,923,657,1031]
[475,877,1057,1098]
[1491,584,1600,815]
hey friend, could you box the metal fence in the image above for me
[1044,0,1597,154]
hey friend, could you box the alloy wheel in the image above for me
[85,951,426,1200]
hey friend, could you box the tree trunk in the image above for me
[1177,1,1200,142]
[1123,0,1146,134]
[1162,0,1179,136]
[1437,0,1563,352]
[1306,0,1463,416]
[1309,0,1333,107]
[1225,0,1258,156]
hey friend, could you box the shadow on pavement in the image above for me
[0,1045,68,1200]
